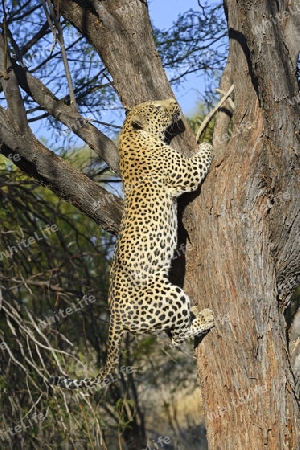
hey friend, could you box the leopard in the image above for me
[49,98,214,390]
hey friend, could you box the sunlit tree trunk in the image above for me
[187,1,300,448]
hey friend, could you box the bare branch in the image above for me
[20,21,50,56]
[0,34,29,133]
[13,62,120,173]
[41,0,77,109]
[0,106,122,235]
[1,0,9,79]
[196,84,234,142]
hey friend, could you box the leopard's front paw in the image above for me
[196,308,215,332]
[199,142,214,160]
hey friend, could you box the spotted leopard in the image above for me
[49,98,214,389]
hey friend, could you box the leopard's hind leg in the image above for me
[120,278,214,346]
[170,306,214,348]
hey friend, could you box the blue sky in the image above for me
[148,0,200,29]
[148,0,209,115]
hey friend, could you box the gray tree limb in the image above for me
[12,63,120,174]
[0,106,122,235]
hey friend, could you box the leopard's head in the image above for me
[123,98,181,140]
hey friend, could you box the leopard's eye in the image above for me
[155,105,161,111]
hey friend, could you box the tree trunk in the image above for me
[187,1,300,448]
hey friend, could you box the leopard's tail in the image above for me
[49,324,123,390]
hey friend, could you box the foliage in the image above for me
[186,103,216,143]
[0,156,113,448]
[154,2,227,99]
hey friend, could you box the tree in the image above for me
[193,1,300,448]
[0,1,299,449]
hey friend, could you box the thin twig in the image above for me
[41,0,78,109]
[216,88,235,110]
[196,84,234,142]
[1,0,9,79]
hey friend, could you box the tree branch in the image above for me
[0,34,29,133]
[13,62,120,174]
[20,21,50,56]
[42,0,78,109]
[196,84,234,142]
[0,106,122,235]
[55,0,198,154]
[55,0,173,106]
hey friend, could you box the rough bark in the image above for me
[0,33,122,234]
[188,1,300,448]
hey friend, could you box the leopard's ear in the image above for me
[124,105,131,116]
[131,114,144,129]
